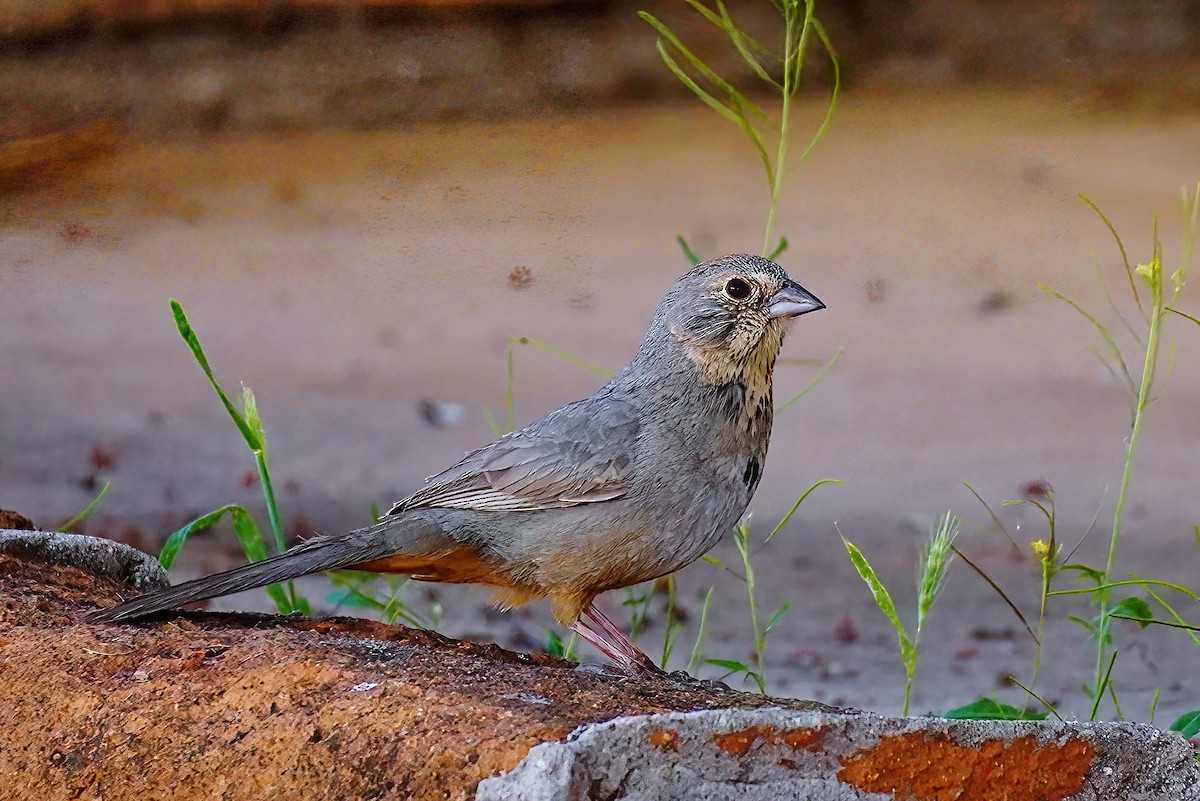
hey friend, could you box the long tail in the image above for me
[89,530,394,623]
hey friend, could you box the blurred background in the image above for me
[3,0,1200,719]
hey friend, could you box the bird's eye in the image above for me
[724,277,752,301]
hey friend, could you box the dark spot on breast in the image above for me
[743,456,761,490]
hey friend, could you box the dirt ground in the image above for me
[3,87,1200,725]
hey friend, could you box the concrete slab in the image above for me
[477,707,1200,800]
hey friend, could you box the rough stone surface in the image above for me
[477,708,1200,800]
[0,528,168,590]
[2,535,1198,799]
[0,533,830,801]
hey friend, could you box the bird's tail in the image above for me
[88,529,394,623]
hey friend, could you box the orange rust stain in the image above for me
[838,732,1095,801]
[782,728,825,751]
[648,728,678,750]
[713,725,774,757]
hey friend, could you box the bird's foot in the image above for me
[570,604,665,677]
[665,670,732,692]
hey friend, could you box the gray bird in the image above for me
[90,254,824,672]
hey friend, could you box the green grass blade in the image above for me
[1166,307,1200,327]
[1089,649,1119,721]
[952,544,1038,645]
[58,480,112,532]
[765,478,842,542]
[640,17,775,186]
[688,586,715,673]
[707,0,778,86]
[777,348,844,411]
[1049,579,1200,600]
[504,336,517,433]
[660,575,681,668]
[1007,677,1064,722]
[706,657,749,673]
[1092,254,1144,347]
[158,505,238,570]
[792,17,840,168]
[766,236,789,261]
[1079,193,1142,315]
[170,299,261,450]
[1110,614,1200,632]
[764,601,791,633]
[326,586,388,611]
[960,481,1022,555]
[677,234,702,265]
[651,39,775,187]
[1040,285,1136,395]
[254,450,287,555]
[228,506,269,563]
[1140,580,1200,646]
[652,38,741,127]
[842,536,914,665]
[511,337,612,377]
[640,13,769,120]
[228,505,292,612]
[481,405,504,437]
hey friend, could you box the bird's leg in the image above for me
[579,603,664,675]
[568,618,642,672]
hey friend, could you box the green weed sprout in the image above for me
[323,571,435,629]
[843,512,959,715]
[641,0,839,257]
[1040,184,1199,716]
[704,478,841,692]
[58,480,112,532]
[159,300,307,615]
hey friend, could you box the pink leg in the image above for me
[571,603,663,674]
[569,619,642,671]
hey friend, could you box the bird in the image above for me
[90,254,825,673]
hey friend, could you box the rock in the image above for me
[3,531,1195,800]
[0,528,167,590]
[0,533,828,801]
[477,707,1200,800]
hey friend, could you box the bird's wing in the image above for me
[389,397,639,514]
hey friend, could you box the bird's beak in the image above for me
[768,280,825,319]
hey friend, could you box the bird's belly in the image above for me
[531,499,739,595]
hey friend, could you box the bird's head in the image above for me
[662,254,824,385]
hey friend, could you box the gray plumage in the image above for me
[90,254,824,670]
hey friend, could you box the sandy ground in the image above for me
[3,86,1200,724]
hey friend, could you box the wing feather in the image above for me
[388,396,638,515]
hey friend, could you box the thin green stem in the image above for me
[1094,269,1162,702]
[1009,676,1065,722]
[256,451,286,555]
[687,587,715,673]
[762,2,814,255]
[1090,650,1119,721]
[255,450,296,609]
[1033,560,1050,686]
